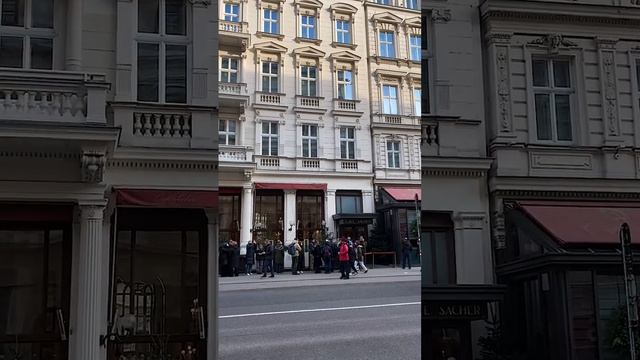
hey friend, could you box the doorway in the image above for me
[424,321,471,360]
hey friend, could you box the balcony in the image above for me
[112,102,215,149]
[254,92,287,111]
[219,82,249,107]
[293,96,325,114]
[219,145,254,168]
[335,159,372,173]
[219,20,250,50]
[373,114,421,129]
[421,120,439,156]
[0,69,109,125]
[332,99,363,117]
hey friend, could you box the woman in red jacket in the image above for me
[338,238,350,279]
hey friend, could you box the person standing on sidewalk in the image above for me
[245,240,256,275]
[339,238,350,279]
[231,240,240,277]
[311,239,323,273]
[402,237,412,270]
[256,242,264,274]
[355,239,368,273]
[274,240,285,274]
[261,240,275,278]
[323,240,333,273]
[290,239,302,275]
[348,240,358,276]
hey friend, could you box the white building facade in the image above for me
[0,0,219,358]
[218,0,380,267]
[421,0,501,359]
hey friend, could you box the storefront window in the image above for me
[253,190,284,245]
[336,191,362,214]
[567,271,597,360]
[296,191,324,241]
[219,193,241,242]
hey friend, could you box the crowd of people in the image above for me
[219,236,415,279]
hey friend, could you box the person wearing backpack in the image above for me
[323,241,333,273]
[289,239,302,275]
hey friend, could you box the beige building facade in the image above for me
[0,0,219,358]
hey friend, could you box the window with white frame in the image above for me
[223,2,239,22]
[340,127,356,159]
[387,140,401,168]
[379,31,395,58]
[337,69,354,100]
[382,85,399,114]
[409,34,421,61]
[261,121,279,156]
[219,119,237,145]
[413,88,421,116]
[261,60,279,93]
[336,19,350,44]
[300,65,317,97]
[136,0,188,103]
[302,124,318,158]
[300,14,316,39]
[220,57,238,83]
[263,8,279,34]
[532,58,573,142]
[405,0,419,10]
[377,0,390,5]
[0,0,54,69]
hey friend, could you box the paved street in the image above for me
[218,268,421,360]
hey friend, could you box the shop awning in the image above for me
[115,189,218,208]
[518,201,640,245]
[382,187,421,201]
[254,182,327,191]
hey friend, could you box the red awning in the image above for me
[115,189,218,208]
[382,187,421,201]
[254,183,327,191]
[519,201,640,245]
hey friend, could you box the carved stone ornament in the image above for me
[492,211,506,249]
[244,170,253,181]
[602,51,619,136]
[81,152,106,183]
[496,47,511,131]
[528,34,577,54]
[431,9,451,23]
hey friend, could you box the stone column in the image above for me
[65,0,83,70]
[74,203,105,360]
[325,189,336,236]
[240,185,254,253]
[204,209,218,360]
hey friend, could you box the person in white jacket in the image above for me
[354,239,368,273]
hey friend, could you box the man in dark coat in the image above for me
[331,239,340,271]
[323,240,333,273]
[402,237,412,269]
[255,242,264,274]
[348,239,358,275]
[231,240,240,276]
[274,240,285,273]
[245,240,256,275]
[219,241,233,277]
[261,240,275,278]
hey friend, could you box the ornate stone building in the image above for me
[422,0,501,359]
[0,0,219,358]
[482,0,640,358]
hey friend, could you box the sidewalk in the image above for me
[219,266,421,291]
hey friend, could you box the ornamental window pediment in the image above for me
[254,41,288,54]
[329,50,361,63]
[293,46,326,59]
[295,0,323,10]
[371,12,402,25]
[330,2,357,15]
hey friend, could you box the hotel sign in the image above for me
[422,301,488,320]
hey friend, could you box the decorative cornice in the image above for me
[422,168,487,178]
[493,189,640,200]
[527,34,578,54]
[107,160,217,171]
[0,151,81,159]
[484,10,640,27]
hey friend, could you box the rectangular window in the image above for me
[376,0,390,5]
[301,124,318,158]
[336,19,350,44]
[261,61,279,93]
[137,43,160,102]
[336,191,363,214]
[422,213,455,286]
[387,140,401,168]
[261,121,278,156]
[220,57,239,83]
[165,44,187,103]
[567,271,598,360]
[301,15,316,39]
[405,0,418,10]
[410,35,421,61]
[337,70,353,100]
[300,65,317,97]
[340,127,356,160]
[532,58,573,141]
[223,2,239,22]
[379,31,395,58]
[382,85,399,114]
[0,0,54,69]
[219,119,237,146]
[263,8,279,34]
[414,89,421,116]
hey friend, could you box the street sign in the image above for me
[621,223,638,360]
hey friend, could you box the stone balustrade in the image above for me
[219,145,251,162]
[374,114,421,127]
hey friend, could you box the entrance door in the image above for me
[0,226,71,359]
[424,321,471,360]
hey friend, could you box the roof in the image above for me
[382,187,421,202]
[518,201,640,245]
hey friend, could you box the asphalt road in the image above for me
[219,280,420,360]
